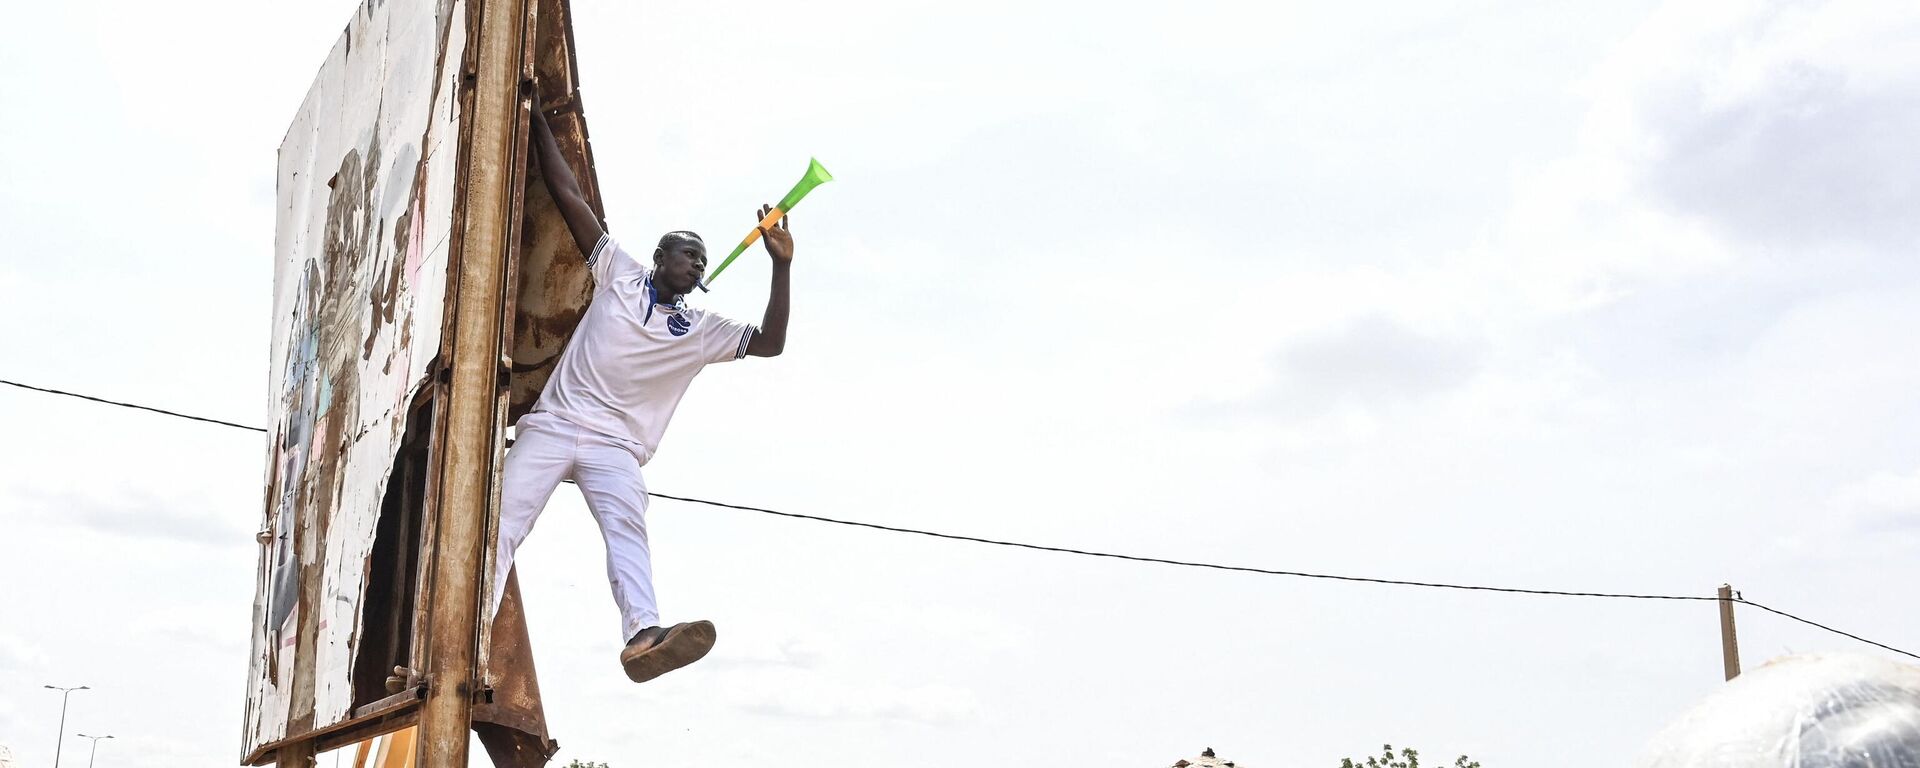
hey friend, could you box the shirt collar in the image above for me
[642,272,687,324]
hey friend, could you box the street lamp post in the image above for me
[75,734,113,768]
[42,685,89,768]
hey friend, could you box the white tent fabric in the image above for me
[1639,654,1920,768]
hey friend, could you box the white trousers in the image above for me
[492,412,658,641]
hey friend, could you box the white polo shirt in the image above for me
[530,234,755,465]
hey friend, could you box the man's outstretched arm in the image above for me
[745,204,793,357]
[530,108,605,259]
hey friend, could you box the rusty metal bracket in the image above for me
[536,91,581,118]
[353,684,428,720]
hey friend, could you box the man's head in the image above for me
[651,231,707,297]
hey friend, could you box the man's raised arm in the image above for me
[745,204,793,358]
[530,108,605,259]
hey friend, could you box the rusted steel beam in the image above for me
[307,712,419,762]
[473,570,554,764]
[355,685,431,720]
[243,687,425,766]
[480,0,536,681]
[474,723,559,768]
[416,0,531,764]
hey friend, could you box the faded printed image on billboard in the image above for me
[246,0,468,756]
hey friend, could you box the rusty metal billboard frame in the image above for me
[246,0,602,764]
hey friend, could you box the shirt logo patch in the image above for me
[667,313,692,337]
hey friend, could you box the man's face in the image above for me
[653,241,707,296]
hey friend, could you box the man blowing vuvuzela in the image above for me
[490,107,795,683]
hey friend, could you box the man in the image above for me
[491,107,793,683]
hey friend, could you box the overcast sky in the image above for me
[4,0,1919,766]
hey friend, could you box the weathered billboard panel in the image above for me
[246,0,468,755]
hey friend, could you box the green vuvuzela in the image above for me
[705,158,833,285]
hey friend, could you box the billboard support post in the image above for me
[275,740,315,768]
[417,0,531,764]
[247,0,598,762]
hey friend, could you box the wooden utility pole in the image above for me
[417,0,530,765]
[1717,583,1741,681]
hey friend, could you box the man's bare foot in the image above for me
[619,620,717,683]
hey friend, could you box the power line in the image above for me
[648,490,1720,602]
[2,378,267,433]
[4,376,1916,661]
[1733,600,1918,662]
[646,491,1919,661]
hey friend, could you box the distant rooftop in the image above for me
[1171,746,1247,768]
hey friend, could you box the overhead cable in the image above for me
[4,376,1914,660]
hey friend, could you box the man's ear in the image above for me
[653,247,665,266]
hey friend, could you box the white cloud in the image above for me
[1480,0,1920,319]
[1256,315,1485,417]
[10,484,251,545]
[724,667,980,725]
[703,633,828,671]
[1832,468,1920,534]
[1616,1,1920,249]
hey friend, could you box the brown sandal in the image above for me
[619,620,717,683]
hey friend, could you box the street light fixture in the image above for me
[42,685,90,768]
[74,735,113,768]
